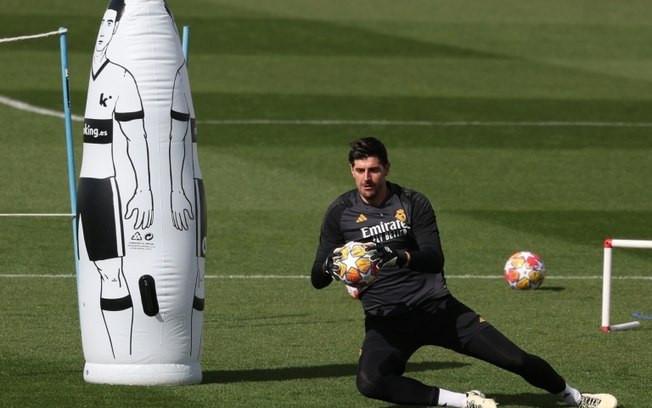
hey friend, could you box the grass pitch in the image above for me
[1,1,652,407]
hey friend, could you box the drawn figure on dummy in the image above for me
[169,63,206,357]
[77,0,154,359]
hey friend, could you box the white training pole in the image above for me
[59,27,79,277]
[601,241,613,332]
[601,238,652,332]
[610,321,641,332]
[611,238,652,249]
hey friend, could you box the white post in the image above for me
[600,238,650,332]
[601,239,613,332]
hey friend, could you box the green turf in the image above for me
[1,0,651,407]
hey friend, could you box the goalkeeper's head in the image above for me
[348,137,391,207]
[348,137,389,167]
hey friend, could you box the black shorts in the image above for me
[77,177,124,261]
[360,295,490,367]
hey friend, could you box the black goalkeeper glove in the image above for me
[370,244,408,268]
[321,245,345,279]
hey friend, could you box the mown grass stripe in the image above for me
[4,94,652,128]
[200,119,652,127]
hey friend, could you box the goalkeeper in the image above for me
[310,137,617,408]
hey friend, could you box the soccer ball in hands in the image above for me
[332,241,380,289]
[504,251,546,290]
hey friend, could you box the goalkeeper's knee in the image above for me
[356,351,406,400]
[356,370,385,400]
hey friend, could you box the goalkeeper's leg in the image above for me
[462,325,566,394]
[356,348,440,405]
[461,327,616,406]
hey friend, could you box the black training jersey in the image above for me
[311,182,449,316]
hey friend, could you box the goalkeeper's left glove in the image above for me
[370,244,408,268]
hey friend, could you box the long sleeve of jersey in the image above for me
[311,198,347,289]
[403,191,445,274]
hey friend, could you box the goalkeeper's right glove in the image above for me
[369,244,408,269]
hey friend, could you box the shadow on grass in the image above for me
[383,392,563,408]
[481,393,575,408]
[536,286,565,292]
[202,361,468,384]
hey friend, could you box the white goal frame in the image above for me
[601,238,650,332]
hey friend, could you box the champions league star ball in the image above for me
[504,251,546,290]
[333,241,380,288]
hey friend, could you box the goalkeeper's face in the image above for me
[350,156,390,207]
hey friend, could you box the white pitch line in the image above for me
[0,95,83,122]
[0,274,76,278]
[3,94,652,128]
[0,274,651,280]
[448,275,652,280]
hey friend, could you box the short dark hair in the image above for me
[348,137,389,166]
[108,0,125,22]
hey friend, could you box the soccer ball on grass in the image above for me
[503,251,546,290]
[331,241,380,289]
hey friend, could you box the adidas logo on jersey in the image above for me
[356,214,367,223]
